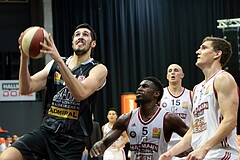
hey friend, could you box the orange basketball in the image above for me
[20,26,48,59]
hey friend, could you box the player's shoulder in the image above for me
[119,112,131,121]
[91,63,108,74]
[214,70,236,86]
[216,70,234,79]
[119,112,131,123]
[102,123,108,129]
[96,63,108,71]
[114,113,131,130]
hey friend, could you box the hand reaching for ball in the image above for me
[39,33,63,63]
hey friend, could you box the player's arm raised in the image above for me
[40,34,108,101]
[18,41,50,95]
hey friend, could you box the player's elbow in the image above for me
[73,92,88,101]
[20,91,28,95]
[225,117,238,129]
[73,88,96,101]
[231,118,238,128]
[19,88,31,95]
[73,95,84,102]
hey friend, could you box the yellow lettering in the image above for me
[48,106,79,120]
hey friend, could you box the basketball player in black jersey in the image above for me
[0,23,108,160]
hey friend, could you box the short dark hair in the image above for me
[202,36,232,67]
[74,23,97,41]
[142,76,164,103]
[108,108,118,115]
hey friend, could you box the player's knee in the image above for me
[0,147,23,160]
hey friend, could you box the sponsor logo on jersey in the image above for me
[152,128,160,138]
[130,143,158,159]
[48,106,79,120]
[193,117,207,133]
[54,71,61,85]
[78,75,86,81]
[182,101,188,109]
[130,131,137,138]
[205,85,211,95]
[193,102,209,117]
[161,102,167,108]
[131,123,136,127]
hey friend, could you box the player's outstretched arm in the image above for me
[164,112,189,141]
[159,124,193,160]
[161,112,192,159]
[90,113,130,157]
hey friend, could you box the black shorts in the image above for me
[11,128,85,160]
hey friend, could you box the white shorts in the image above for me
[103,148,126,160]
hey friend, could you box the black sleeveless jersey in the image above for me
[41,58,100,140]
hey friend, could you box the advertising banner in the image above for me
[0,80,36,101]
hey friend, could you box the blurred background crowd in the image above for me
[0,127,19,154]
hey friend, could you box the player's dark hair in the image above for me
[73,23,97,41]
[143,76,164,103]
[108,107,118,115]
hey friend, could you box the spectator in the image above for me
[102,108,128,160]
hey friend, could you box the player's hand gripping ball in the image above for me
[19,26,48,59]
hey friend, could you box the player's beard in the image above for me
[73,43,91,56]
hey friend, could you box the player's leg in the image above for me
[1,129,47,160]
[0,147,24,160]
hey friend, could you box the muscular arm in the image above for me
[159,125,193,160]
[90,113,130,157]
[57,60,107,101]
[164,112,189,142]
[18,32,51,95]
[19,52,51,95]
[161,112,191,159]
